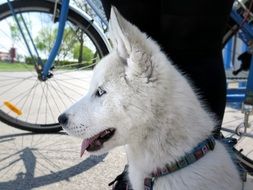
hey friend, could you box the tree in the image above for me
[35,25,94,64]
[35,26,78,60]
[73,43,94,64]
[9,15,32,48]
[9,15,33,63]
[35,27,55,55]
[9,16,23,63]
[9,24,20,46]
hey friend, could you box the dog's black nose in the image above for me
[58,113,68,125]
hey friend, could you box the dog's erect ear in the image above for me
[108,6,131,59]
[109,7,154,80]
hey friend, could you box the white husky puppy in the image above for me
[59,7,242,190]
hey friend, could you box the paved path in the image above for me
[0,106,253,190]
[0,123,127,190]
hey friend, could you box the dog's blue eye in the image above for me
[95,87,106,97]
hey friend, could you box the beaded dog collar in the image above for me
[144,136,216,190]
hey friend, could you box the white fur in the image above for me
[61,7,242,190]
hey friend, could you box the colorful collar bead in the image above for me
[144,136,216,190]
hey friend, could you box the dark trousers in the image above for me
[101,0,234,131]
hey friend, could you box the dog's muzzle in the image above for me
[58,113,68,126]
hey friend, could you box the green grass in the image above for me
[0,62,34,72]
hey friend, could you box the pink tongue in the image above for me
[80,139,92,157]
[80,133,101,157]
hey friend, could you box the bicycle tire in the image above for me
[0,0,109,133]
[234,148,253,176]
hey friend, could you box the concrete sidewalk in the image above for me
[0,106,253,190]
[0,123,127,190]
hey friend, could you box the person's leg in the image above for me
[102,1,161,188]
[102,1,233,189]
[102,0,233,133]
[171,53,227,134]
[101,0,161,40]
[159,0,233,132]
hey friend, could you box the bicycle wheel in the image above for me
[0,123,127,189]
[0,0,109,132]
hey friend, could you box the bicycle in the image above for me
[0,0,110,133]
[0,2,117,188]
[222,0,253,176]
[0,0,253,175]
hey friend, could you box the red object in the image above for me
[9,47,16,62]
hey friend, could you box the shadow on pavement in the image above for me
[0,132,107,190]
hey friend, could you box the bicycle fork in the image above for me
[7,0,70,81]
[41,0,70,81]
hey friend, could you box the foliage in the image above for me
[9,15,32,45]
[25,57,46,65]
[35,25,94,63]
[9,24,20,44]
[73,43,94,64]
[35,27,55,54]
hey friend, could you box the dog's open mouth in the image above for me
[80,128,115,157]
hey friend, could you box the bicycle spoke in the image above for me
[35,82,46,124]
[36,151,62,169]
[0,74,34,80]
[0,75,35,97]
[8,81,38,117]
[49,79,76,103]
[0,157,20,179]
[55,61,93,69]
[56,78,88,90]
[43,82,56,123]
[0,0,108,130]
[17,80,39,115]
[53,79,84,96]
[1,79,38,104]
[47,80,69,108]
[32,135,48,147]
[54,63,96,75]
[0,76,34,82]
[46,82,61,115]
[58,74,92,83]
[0,25,31,56]
[45,83,48,123]
[26,79,39,122]
[38,139,73,150]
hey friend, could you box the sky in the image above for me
[0,1,98,60]
[0,12,56,57]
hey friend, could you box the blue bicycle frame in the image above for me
[225,4,253,106]
[7,0,253,106]
[41,0,70,80]
[7,0,107,81]
[39,0,108,80]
